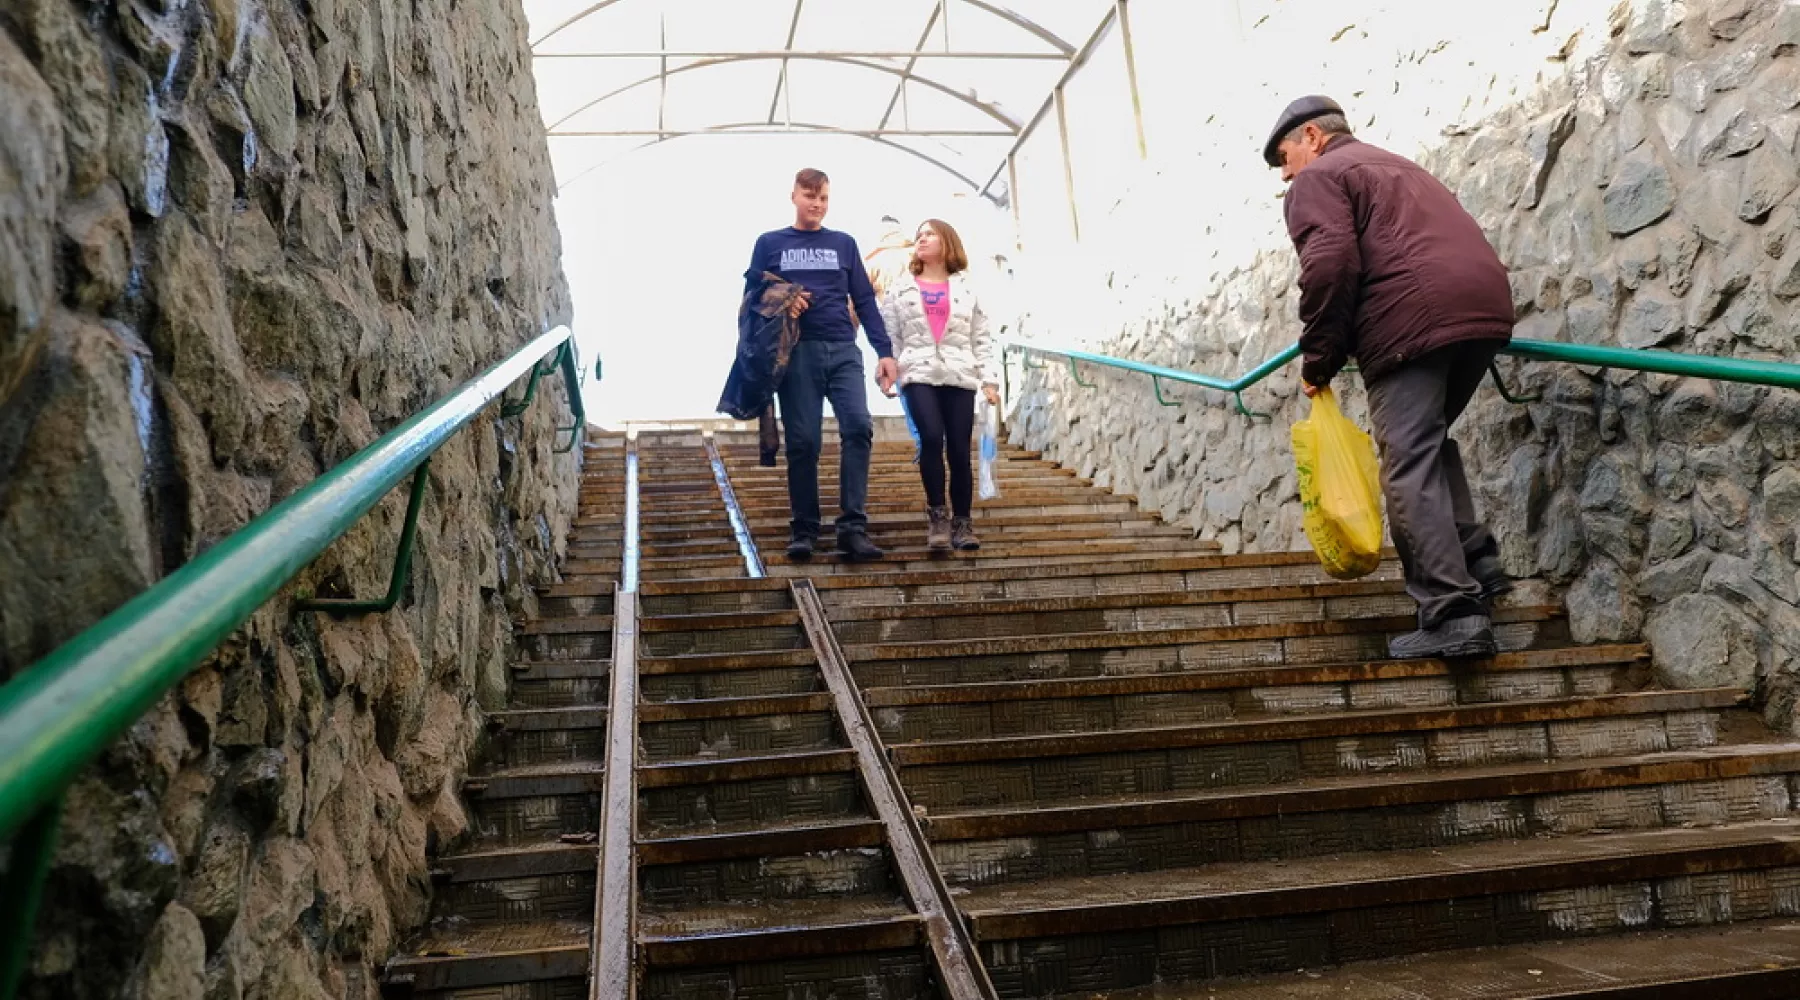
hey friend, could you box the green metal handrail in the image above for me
[0,324,590,999]
[1004,337,1800,409]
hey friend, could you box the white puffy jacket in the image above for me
[878,273,997,391]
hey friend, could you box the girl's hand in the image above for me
[982,384,1001,406]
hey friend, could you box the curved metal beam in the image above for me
[958,1,1076,55]
[553,121,998,201]
[544,54,1024,133]
[531,0,631,50]
[531,0,1076,59]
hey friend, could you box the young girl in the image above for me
[878,219,1000,552]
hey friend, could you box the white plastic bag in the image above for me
[977,397,1001,500]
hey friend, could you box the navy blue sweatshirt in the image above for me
[743,226,892,358]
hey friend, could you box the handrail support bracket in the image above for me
[297,459,432,616]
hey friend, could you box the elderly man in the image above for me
[1267,96,1515,660]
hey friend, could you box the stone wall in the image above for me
[1011,0,1800,727]
[0,0,576,992]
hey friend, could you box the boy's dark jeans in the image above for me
[777,340,875,539]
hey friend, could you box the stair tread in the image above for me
[959,817,1800,927]
[391,918,589,964]
[826,578,1406,620]
[489,705,608,720]
[472,759,607,781]
[862,643,1651,705]
[638,896,913,935]
[508,659,610,680]
[889,688,1743,764]
[640,814,882,845]
[924,739,1800,837]
[619,551,1358,598]
[518,614,615,635]
[436,840,598,881]
[849,605,1560,660]
[1134,918,1800,999]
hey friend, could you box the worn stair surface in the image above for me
[383,433,626,999]
[398,421,1800,1000]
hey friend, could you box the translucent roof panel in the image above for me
[526,0,1116,201]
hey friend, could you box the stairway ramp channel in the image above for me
[383,424,1800,1000]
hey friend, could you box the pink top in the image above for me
[916,279,951,342]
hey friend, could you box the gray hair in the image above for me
[1285,113,1352,144]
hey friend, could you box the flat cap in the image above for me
[1263,95,1344,167]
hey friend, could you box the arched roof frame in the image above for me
[531,0,1074,56]
[532,0,1143,213]
[554,121,991,197]
[544,54,1024,135]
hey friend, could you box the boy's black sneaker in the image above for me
[786,535,816,561]
[837,531,884,562]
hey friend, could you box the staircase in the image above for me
[386,420,1800,999]
[382,432,627,998]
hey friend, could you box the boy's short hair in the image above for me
[795,168,830,192]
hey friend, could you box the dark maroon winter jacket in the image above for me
[1283,135,1514,387]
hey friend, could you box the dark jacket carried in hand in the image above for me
[1283,135,1514,387]
[717,272,807,465]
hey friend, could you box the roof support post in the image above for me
[1053,85,1079,242]
[1117,0,1147,159]
[768,0,805,125]
[1006,153,1022,250]
[879,2,945,131]
[657,14,668,134]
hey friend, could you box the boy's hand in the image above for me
[875,358,899,397]
[786,291,811,318]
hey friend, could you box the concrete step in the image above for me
[1181,918,1800,998]
[846,606,1566,687]
[961,819,1800,995]
[386,920,588,992]
[925,739,1800,890]
[639,693,840,764]
[638,748,864,837]
[637,899,922,972]
[891,689,1742,811]
[864,643,1650,741]
[483,706,608,769]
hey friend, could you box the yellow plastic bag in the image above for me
[1291,388,1384,580]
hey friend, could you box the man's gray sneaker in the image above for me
[786,535,816,561]
[1388,613,1497,660]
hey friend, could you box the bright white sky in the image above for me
[529,0,1607,426]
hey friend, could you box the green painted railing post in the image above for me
[502,342,565,418]
[1068,357,1096,388]
[1151,375,1179,406]
[295,459,432,616]
[0,798,60,1000]
[556,337,587,453]
[1487,361,1542,404]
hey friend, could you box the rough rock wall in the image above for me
[1012,0,1800,725]
[0,0,577,992]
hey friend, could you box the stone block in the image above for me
[1603,149,1677,234]
[1647,593,1762,689]
[1639,546,1717,602]
[1739,140,1800,220]
[1568,558,1645,641]
[1619,289,1686,347]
